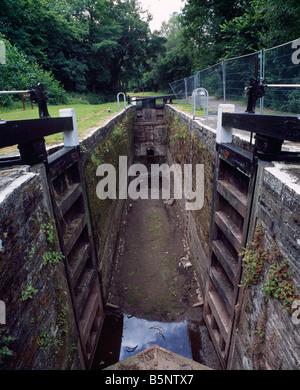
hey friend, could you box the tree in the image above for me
[142,13,193,92]
[74,0,164,93]
[220,0,300,58]
[220,1,263,58]
[0,0,164,94]
[254,0,300,47]
[0,34,66,106]
[105,0,152,91]
[180,0,242,68]
[71,0,122,92]
[0,0,86,91]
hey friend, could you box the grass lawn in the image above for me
[174,103,204,116]
[0,100,125,155]
[127,91,164,97]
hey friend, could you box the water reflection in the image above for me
[92,311,204,370]
[120,316,193,361]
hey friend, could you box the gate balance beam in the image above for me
[0,117,73,148]
[222,113,300,143]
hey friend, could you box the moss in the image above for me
[165,112,214,256]
[84,112,134,260]
[251,301,268,370]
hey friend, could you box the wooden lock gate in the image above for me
[46,146,104,369]
[0,91,104,369]
[204,110,300,369]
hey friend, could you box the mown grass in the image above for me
[0,100,126,155]
[127,91,165,97]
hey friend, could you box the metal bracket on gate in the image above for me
[29,83,51,118]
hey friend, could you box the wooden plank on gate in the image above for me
[222,113,300,142]
[0,117,73,147]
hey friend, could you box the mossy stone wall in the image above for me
[81,109,135,302]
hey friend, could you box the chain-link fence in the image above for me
[170,39,300,114]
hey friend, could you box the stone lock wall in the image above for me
[165,106,216,291]
[0,166,81,370]
[231,162,300,370]
[80,108,135,302]
[0,107,134,370]
[165,105,300,370]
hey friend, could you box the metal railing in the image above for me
[191,88,209,119]
[170,39,300,114]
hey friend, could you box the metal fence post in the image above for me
[222,60,226,103]
[260,49,265,114]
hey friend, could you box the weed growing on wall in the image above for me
[38,325,53,353]
[241,224,299,316]
[0,328,14,365]
[240,225,269,288]
[38,289,71,358]
[41,212,65,267]
[41,222,55,245]
[263,261,299,314]
[21,285,39,301]
[42,250,65,266]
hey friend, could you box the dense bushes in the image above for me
[0,35,67,107]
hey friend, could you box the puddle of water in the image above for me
[92,311,205,370]
[120,317,192,361]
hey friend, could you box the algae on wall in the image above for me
[0,168,81,370]
[83,112,134,302]
[165,110,215,289]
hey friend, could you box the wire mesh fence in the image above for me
[199,63,223,101]
[263,41,300,113]
[170,39,300,114]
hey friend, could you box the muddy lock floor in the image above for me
[97,198,221,369]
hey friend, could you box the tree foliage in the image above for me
[180,0,242,68]
[142,13,194,92]
[0,33,66,106]
[179,0,300,66]
[0,0,299,100]
[0,0,162,95]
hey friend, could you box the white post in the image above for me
[216,104,235,144]
[59,108,79,147]
[117,92,126,110]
